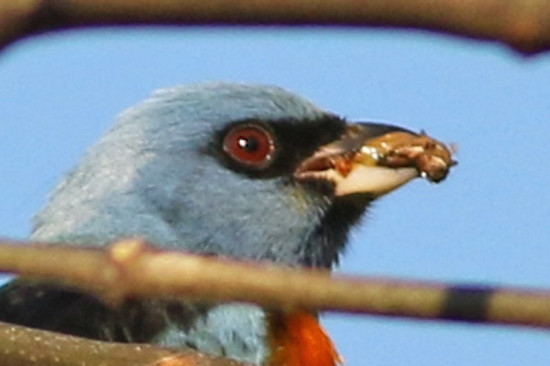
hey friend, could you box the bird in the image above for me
[0,82,454,365]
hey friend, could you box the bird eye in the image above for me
[223,124,276,168]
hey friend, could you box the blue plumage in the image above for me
[0,82,438,364]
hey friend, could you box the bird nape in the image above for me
[0,82,455,365]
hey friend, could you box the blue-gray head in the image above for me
[32,82,430,268]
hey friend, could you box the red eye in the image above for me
[223,124,276,168]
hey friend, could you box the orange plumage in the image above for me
[267,311,342,366]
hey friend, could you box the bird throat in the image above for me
[303,192,373,267]
[266,311,342,366]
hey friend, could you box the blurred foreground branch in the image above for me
[1,237,550,365]
[2,0,550,54]
[0,238,550,328]
[0,320,248,366]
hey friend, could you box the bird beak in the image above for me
[294,122,457,197]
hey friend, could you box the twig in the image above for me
[1,0,550,54]
[0,320,249,366]
[1,238,550,330]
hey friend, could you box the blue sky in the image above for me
[1,27,550,365]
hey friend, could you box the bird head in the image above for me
[32,82,453,268]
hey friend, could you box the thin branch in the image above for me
[0,321,249,366]
[1,238,550,330]
[1,0,550,54]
